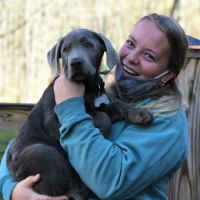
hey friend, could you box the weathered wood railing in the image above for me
[0,103,34,129]
[0,47,199,200]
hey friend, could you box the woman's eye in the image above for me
[86,42,93,47]
[127,41,134,47]
[146,54,154,61]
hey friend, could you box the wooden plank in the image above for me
[0,108,32,130]
[187,49,200,58]
[0,103,35,110]
[177,58,199,107]
[191,59,200,199]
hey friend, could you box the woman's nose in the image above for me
[127,51,140,65]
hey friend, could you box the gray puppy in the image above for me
[6,29,153,200]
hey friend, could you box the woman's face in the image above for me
[118,20,171,81]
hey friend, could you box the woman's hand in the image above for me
[11,174,68,200]
[54,69,85,105]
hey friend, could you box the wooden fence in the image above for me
[0,47,200,200]
[163,47,200,200]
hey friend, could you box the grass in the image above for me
[0,129,18,200]
[0,129,18,162]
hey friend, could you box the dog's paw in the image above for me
[131,109,154,125]
[106,100,154,125]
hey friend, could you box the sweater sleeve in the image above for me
[55,97,188,200]
[0,140,17,200]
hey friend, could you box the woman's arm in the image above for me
[0,141,17,200]
[55,97,188,200]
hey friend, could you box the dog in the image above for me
[6,29,153,200]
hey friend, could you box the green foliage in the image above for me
[0,129,18,163]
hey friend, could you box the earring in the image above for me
[161,81,166,87]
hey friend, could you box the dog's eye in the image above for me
[86,42,93,47]
[63,47,68,52]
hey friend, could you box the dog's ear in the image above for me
[97,33,120,70]
[47,37,64,77]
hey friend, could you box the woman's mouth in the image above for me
[123,65,139,76]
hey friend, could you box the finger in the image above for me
[49,196,69,200]
[23,174,41,187]
[35,194,69,200]
[33,174,41,183]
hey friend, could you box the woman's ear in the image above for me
[161,71,176,82]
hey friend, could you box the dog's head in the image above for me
[47,29,119,82]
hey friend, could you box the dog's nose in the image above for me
[70,58,83,68]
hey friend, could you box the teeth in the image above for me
[124,66,138,75]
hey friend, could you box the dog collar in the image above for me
[94,77,105,97]
[85,77,109,107]
[85,77,105,97]
[93,78,109,107]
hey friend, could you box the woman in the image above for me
[0,13,188,200]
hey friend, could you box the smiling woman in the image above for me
[118,20,171,80]
[115,19,173,99]
[114,13,188,117]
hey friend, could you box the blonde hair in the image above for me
[140,95,188,117]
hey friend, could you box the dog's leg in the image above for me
[88,111,112,138]
[65,189,86,200]
[105,101,154,125]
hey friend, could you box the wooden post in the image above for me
[165,48,200,200]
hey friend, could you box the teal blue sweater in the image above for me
[0,97,188,200]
